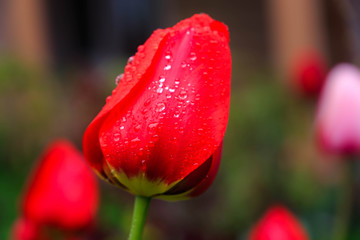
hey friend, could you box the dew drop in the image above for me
[148,122,159,131]
[130,137,141,147]
[159,76,166,82]
[165,54,172,60]
[115,73,124,85]
[190,52,197,61]
[138,148,144,156]
[120,126,125,130]
[134,125,141,132]
[113,133,120,142]
[142,108,148,114]
[179,91,187,100]
[164,65,171,71]
[157,88,163,93]
[128,56,134,64]
[144,99,151,106]
[169,88,175,93]
[152,135,159,141]
[156,103,166,112]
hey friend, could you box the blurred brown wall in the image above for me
[267,0,327,79]
[7,0,49,67]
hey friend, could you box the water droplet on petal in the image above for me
[128,56,134,64]
[144,99,151,106]
[159,76,166,82]
[165,54,172,60]
[113,133,120,142]
[164,65,171,70]
[179,91,187,100]
[148,123,159,131]
[157,88,163,93]
[115,73,124,85]
[156,103,166,112]
[152,135,159,142]
[130,137,141,148]
[190,52,197,61]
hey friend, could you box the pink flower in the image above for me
[315,63,360,155]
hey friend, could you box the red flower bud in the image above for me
[20,140,99,230]
[11,217,48,240]
[248,206,309,240]
[83,14,231,200]
[315,63,360,155]
[291,50,327,97]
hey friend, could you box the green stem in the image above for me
[128,196,151,240]
[333,160,354,240]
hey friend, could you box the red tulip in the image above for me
[248,206,309,240]
[83,14,231,200]
[11,217,48,240]
[291,50,327,96]
[315,63,360,155]
[20,140,99,231]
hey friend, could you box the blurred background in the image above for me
[1,0,360,239]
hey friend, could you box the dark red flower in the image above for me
[83,14,231,200]
[248,206,309,240]
[20,140,99,231]
[315,63,360,155]
[291,50,327,96]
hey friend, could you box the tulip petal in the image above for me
[83,27,171,177]
[158,143,222,200]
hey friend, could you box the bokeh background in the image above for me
[1,0,360,239]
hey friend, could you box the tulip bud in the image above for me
[291,50,327,97]
[315,63,360,155]
[83,14,231,200]
[248,206,309,240]
[20,140,99,230]
[11,217,47,240]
